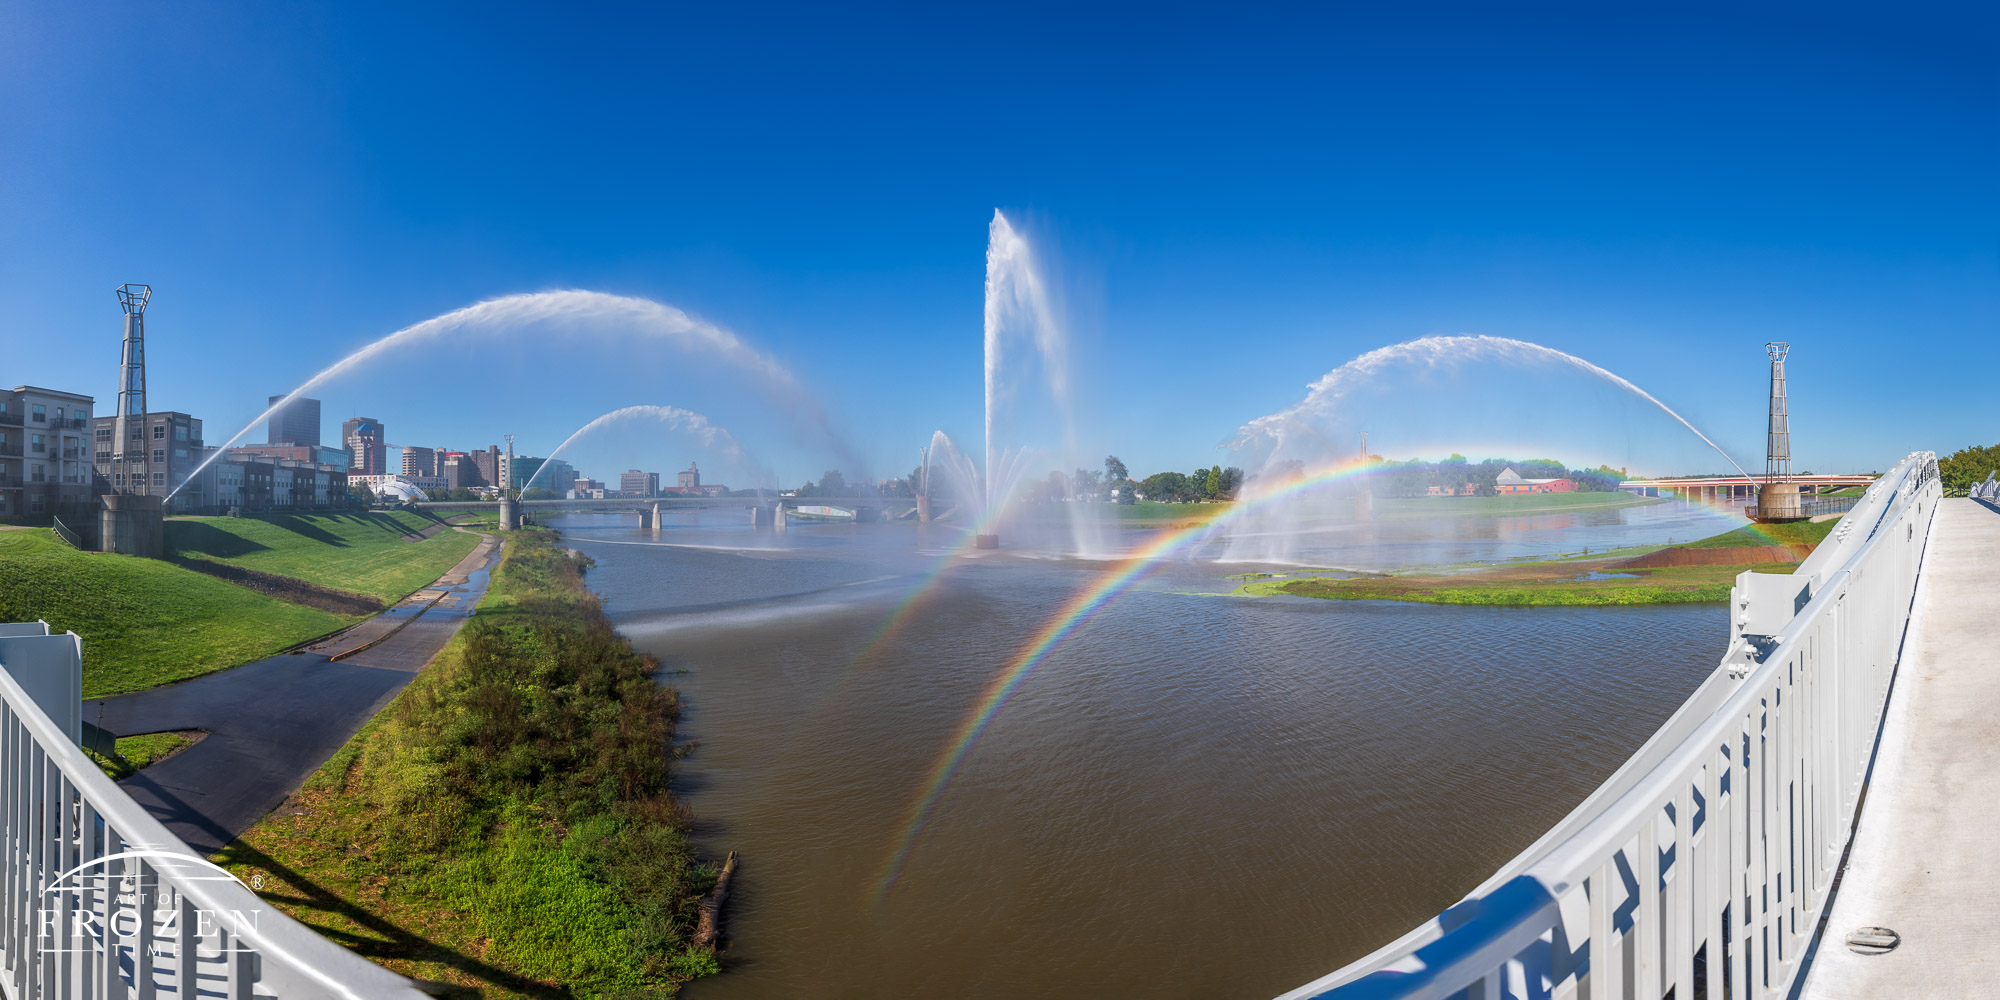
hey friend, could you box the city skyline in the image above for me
[4,5,1993,484]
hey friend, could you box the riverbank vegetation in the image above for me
[218,525,718,997]
[1250,517,1828,607]
[0,528,348,697]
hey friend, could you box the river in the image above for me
[551,497,1743,999]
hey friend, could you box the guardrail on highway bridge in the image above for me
[1278,450,1941,1000]
[0,623,426,999]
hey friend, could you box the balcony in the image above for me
[0,442,19,458]
[0,410,19,427]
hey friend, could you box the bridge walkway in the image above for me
[1805,497,2000,997]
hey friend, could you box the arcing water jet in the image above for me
[519,405,752,497]
[1232,334,1757,484]
[169,290,860,499]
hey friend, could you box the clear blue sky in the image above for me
[4,3,1993,485]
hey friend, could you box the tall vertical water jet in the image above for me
[979,211,1069,547]
[169,290,860,499]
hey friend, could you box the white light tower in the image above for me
[114,284,152,495]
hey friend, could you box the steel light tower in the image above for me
[1754,342,1803,521]
[115,284,152,495]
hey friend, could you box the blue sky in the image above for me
[4,3,1994,486]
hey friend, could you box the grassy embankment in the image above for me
[218,525,719,997]
[0,511,484,697]
[1243,519,1838,607]
[166,510,480,603]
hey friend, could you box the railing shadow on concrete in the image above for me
[1277,450,1941,1000]
[0,623,427,1000]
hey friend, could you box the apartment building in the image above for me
[91,410,206,511]
[1,386,95,518]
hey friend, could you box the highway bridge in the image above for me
[1618,473,1875,500]
[414,494,922,527]
[0,452,1992,998]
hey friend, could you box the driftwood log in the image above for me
[692,852,737,949]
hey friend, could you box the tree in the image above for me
[1940,443,2000,496]
[1072,467,1103,500]
[1140,471,1189,503]
[1219,466,1244,499]
[1104,455,1128,482]
[817,469,848,495]
[351,482,375,506]
[1204,465,1223,500]
[448,487,476,502]
[1045,469,1068,501]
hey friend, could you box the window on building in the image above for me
[153,424,166,439]
[153,449,165,463]
[53,408,63,422]
[31,434,44,453]
[30,496,45,513]
[96,450,110,460]
[31,404,46,423]
[31,464,46,483]
[114,473,124,486]
[153,473,166,487]
[96,429,111,441]
[175,425,188,440]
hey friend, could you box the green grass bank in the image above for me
[219,526,718,998]
[0,529,348,697]
[1244,516,1826,607]
[166,510,480,602]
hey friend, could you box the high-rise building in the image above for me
[341,417,387,476]
[471,445,502,488]
[677,462,701,490]
[401,445,436,478]
[266,395,321,446]
[511,457,575,495]
[620,469,660,497]
[2,385,95,518]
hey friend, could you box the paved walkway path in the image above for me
[85,528,502,856]
[1805,498,2000,997]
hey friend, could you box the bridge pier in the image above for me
[774,504,787,530]
[916,496,931,522]
[498,497,519,530]
[652,502,664,533]
[636,507,653,530]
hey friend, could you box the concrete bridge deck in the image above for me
[1805,497,2000,997]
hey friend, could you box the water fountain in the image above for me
[973,210,1068,548]
[167,290,858,501]
[517,404,753,497]
[1218,334,1759,563]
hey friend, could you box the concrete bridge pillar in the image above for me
[749,506,770,527]
[636,506,653,530]
[916,496,932,522]
[651,502,664,533]
[498,497,519,530]
[774,503,788,530]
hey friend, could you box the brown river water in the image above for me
[553,499,1741,999]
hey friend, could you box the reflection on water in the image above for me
[552,502,1733,999]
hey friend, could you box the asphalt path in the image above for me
[86,529,500,856]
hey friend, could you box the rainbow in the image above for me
[873,457,1384,895]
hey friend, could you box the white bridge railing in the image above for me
[1279,450,1941,1000]
[0,624,426,999]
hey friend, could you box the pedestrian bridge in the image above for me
[1276,451,1991,1000]
[0,452,1986,998]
